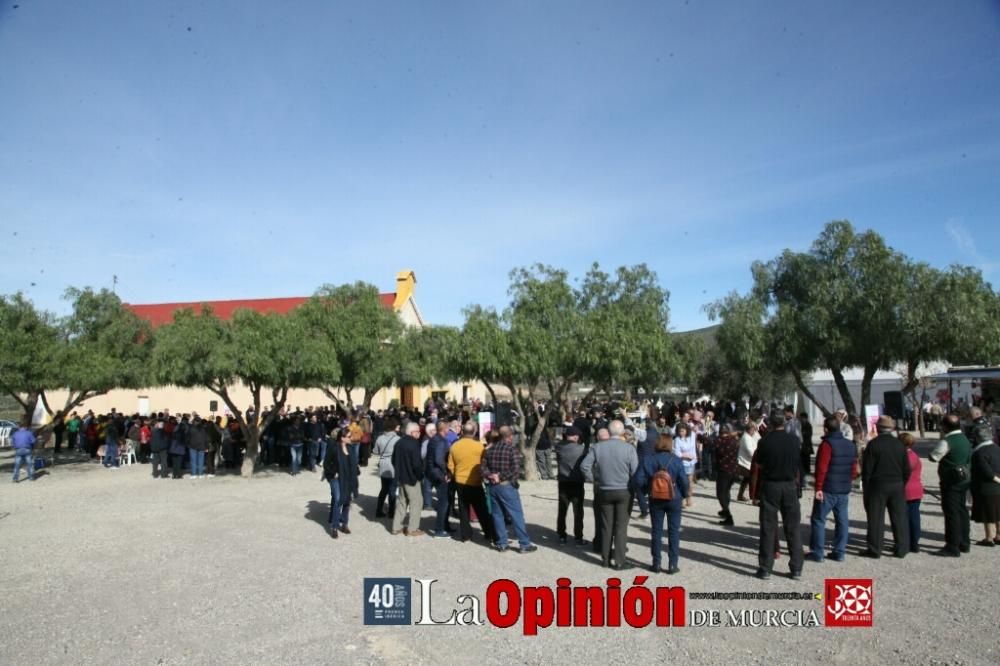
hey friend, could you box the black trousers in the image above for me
[940,482,971,553]
[170,452,185,478]
[737,476,750,500]
[758,481,804,573]
[557,480,584,539]
[376,477,397,517]
[598,489,631,567]
[716,472,736,518]
[592,487,603,552]
[456,483,494,542]
[864,482,910,555]
[151,450,169,478]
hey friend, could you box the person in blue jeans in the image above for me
[807,416,859,562]
[102,418,120,469]
[323,429,349,538]
[424,424,451,536]
[11,423,37,483]
[286,416,305,476]
[481,426,538,553]
[633,433,689,574]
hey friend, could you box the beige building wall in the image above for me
[44,379,492,420]
[39,271,494,421]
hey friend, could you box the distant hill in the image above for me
[674,324,719,350]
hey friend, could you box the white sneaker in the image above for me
[207,474,215,478]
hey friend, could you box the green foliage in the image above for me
[0,293,61,402]
[0,288,151,429]
[577,263,677,391]
[710,220,1000,415]
[152,305,339,475]
[402,325,461,387]
[458,263,678,478]
[61,288,153,393]
[153,306,338,397]
[300,282,403,407]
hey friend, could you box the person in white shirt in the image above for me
[736,421,760,501]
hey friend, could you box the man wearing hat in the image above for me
[860,415,911,558]
[555,426,588,545]
[753,410,805,580]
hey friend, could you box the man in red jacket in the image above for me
[807,416,859,562]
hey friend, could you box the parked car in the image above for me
[0,419,18,447]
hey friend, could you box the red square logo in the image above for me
[824,579,873,627]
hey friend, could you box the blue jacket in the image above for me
[425,434,449,484]
[633,451,689,506]
[12,427,36,451]
[637,431,656,460]
[821,431,855,495]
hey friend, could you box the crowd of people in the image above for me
[314,397,1000,578]
[9,396,1000,581]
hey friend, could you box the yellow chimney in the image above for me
[393,270,416,310]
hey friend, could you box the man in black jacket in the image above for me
[150,420,170,479]
[755,411,804,580]
[556,426,588,545]
[392,422,426,536]
[860,415,911,558]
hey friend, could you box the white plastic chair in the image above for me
[119,443,136,466]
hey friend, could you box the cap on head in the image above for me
[876,415,896,432]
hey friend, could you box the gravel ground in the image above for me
[1,439,998,666]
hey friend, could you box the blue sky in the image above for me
[2,1,999,331]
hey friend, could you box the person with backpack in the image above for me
[633,432,689,574]
[373,417,401,519]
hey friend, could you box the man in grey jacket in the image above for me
[581,420,639,569]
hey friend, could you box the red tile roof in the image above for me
[127,293,395,328]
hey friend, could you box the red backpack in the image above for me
[650,462,675,501]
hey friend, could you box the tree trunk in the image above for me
[830,366,857,416]
[790,369,831,417]
[322,387,350,414]
[362,388,375,413]
[859,365,877,413]
[481,379,498,407]
[18,390,39,432]
[900,359,923,437]
[508,383,536,481]
[241,427,260,477]
[216,384,275,478]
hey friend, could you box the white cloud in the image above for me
[946,219,999,274]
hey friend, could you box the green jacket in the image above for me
[939,431,972,488]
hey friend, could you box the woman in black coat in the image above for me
[970,423,1000,546]
[323,428,359,538]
